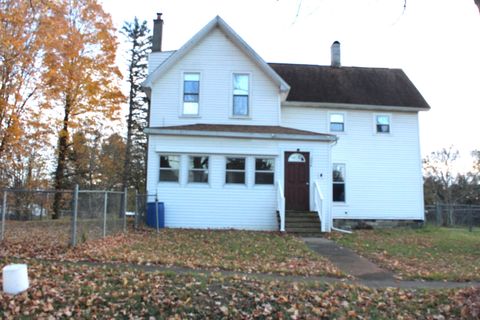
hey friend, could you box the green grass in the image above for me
[328,226,480,281]
[1,258,478,319]
[71,228,343,277]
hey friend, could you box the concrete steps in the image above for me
[285,211,323,236]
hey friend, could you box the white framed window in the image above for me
[375,114,391,134]
[255,158,274,185]
[330,113,345,132]
[183,73,200,115]
[225,157,246,184]
[332,163,346,202]
[188,156,208,183]
[232,74,249,116]
[159,155,180,182]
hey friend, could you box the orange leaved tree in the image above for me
[0,0,53,188]
[42,0,124,218]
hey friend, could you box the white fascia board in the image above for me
[142,16,291,97]
[282,101,429,112]
[144,128,337,142]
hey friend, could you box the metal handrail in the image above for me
[276,181,286,232]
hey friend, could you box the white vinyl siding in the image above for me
[282,106,424,220]
[147,51,175,72]
[148,29,281,127]
[146,135,331,230]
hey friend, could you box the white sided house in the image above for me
[143,14,430,234]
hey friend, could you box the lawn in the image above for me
[328,226,480,281]
[1,258,479,319]
[69,228,343,277]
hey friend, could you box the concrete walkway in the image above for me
[302,237,480,289]
[29,258,480,290]
[303,237,395,281]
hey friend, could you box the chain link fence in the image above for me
[0,186,133,251]
[425,204,480,231]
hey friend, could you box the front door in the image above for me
[284,151,310,211]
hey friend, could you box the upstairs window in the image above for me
[255,158,274,185]
[183,73,200,115]
[159,155,180,182]
[376,115,390,133]
[188,156,209,183]
[330,113,345,132]
[332,163,346,202]
[233,74,249,116]
[225,157,245,184]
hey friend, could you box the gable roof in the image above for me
[143,16,290,95]
[269,63,430,110]
[145,124,336,142]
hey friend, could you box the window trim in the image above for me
[159,154,181,183]
[225,156,246,185]
[254,157,275,185]
[232,73,250,117]
[329,112,346,133]
[374,113,391,134]
[187,155,209,184]
[182,72,201,116]
[332,163,346,203]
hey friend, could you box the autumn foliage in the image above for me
[1,1,124,215]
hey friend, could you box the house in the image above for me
[142,14,430,233]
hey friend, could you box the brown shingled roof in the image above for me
[269,63,430,109]
[153,123,332,136]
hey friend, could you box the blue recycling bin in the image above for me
[146,202,165,229]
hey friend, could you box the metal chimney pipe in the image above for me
[331,41,341,67]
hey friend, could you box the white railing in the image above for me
[276,181,286,232]
[313,180,331,232]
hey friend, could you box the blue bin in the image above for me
[146,202,165,228]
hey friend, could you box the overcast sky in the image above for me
[100,0,480,171]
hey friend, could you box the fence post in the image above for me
[71,185,79,247]
[155,196,159,233]
[435,203,442,226]
[134,190,138,229]
[123,187,127,232]
[1,191,7,241]
[468,207,473,232]
[103,191,108,237]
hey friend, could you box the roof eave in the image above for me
[282,101,430,112]
[144,128,336,142]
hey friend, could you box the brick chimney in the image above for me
[152,13,164,52]
[331,41,341,67]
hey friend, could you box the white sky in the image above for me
[101,0,480,171]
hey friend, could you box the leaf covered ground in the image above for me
[1,258,479,319]
[328,226,480,281]
[69,228,343,277]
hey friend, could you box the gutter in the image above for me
[282,101,429,112]
[144,128,337,142]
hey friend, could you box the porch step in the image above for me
[285,211,323,236]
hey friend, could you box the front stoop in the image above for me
[285,210,323,236]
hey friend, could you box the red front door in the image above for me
[284,151,310,211]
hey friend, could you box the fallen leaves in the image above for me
[67,228,344,277]
[327,227,480,281]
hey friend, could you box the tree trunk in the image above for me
[52,96,71,219]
